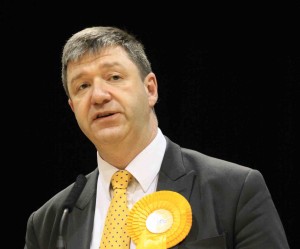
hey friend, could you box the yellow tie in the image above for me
[100,170,132,249]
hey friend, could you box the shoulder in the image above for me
[182,146,265,185]
[181,146,251,175]
[165,135,264,188]
[29,169,98,226]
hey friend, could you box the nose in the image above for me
[90,80,112,105]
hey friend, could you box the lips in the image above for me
[93,111,117,120]
[97,113,114,118]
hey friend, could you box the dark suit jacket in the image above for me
[24,137,290,249]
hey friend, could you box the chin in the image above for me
[95,127,126,144]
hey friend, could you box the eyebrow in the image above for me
[69,61,125,85]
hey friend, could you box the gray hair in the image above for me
[61,26,152,97]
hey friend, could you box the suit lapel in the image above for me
[66,169,98,249]
[157,136,196,202]
[157,137,197,249]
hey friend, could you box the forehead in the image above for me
[68,46,132,69]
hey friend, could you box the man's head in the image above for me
[61,26,158,165]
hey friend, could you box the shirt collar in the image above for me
[97,128,166,195]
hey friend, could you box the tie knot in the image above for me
[111,170,132,189]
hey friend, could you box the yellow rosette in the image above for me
[126,190,192,249]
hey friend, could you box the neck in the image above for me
[97,122,158,169]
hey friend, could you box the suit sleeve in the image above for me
[24,211,40,249]
[234,169,290,248]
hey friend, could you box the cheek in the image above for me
[71,100,88,120]
[135,93,151,115]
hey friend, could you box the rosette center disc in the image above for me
[146,209,173,233]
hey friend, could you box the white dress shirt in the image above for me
[90,128,167,249]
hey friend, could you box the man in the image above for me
[24,26,290,249]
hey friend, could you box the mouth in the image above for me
[96,113,114,119]
[94,112,118,121]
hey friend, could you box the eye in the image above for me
[78,82,90,90]
[110,74,122,81]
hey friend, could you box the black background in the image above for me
[1,2,298,248]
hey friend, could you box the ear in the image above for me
[68,98,75,112]
[144,72,158,107]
